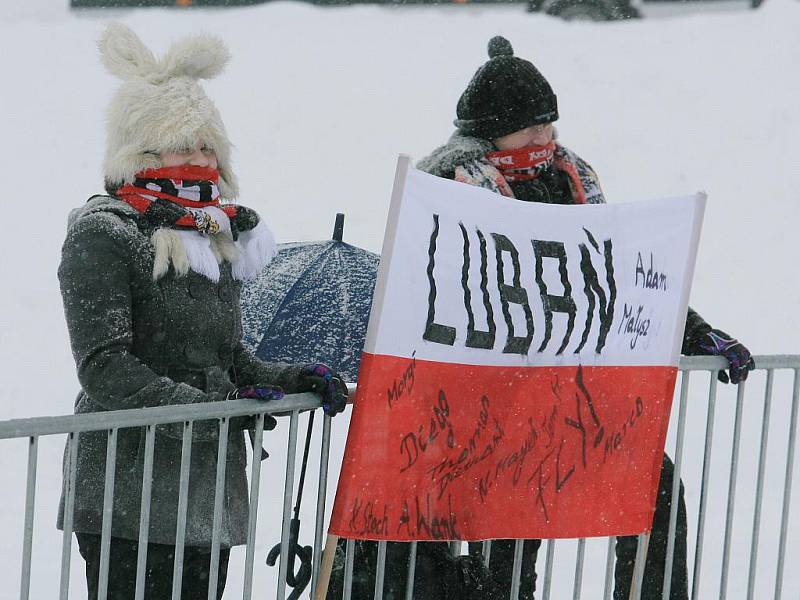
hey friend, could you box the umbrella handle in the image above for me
[266,518,313,592]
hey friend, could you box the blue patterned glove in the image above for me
[226,385,285,401]
[298,364,349,416]
[695,329,755,384]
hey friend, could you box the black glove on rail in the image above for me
[684,328,755,384]
[298,363,349,416]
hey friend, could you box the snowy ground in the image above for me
[1,0,799,598]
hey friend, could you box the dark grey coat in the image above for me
[57,196,302,547]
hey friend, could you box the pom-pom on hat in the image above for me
[100,23,238,198]
[454,36,559,140]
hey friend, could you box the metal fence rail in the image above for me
[1,355,798,599]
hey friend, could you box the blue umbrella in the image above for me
[240,215,379,383]
[241,215,379,598]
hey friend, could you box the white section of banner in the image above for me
[365,156,705,368]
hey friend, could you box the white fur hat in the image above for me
[99,23,238,199]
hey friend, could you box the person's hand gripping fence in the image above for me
[298,363,349,416]
[226,385,285,401]
[686,329,755,384]
[226,385,282,443]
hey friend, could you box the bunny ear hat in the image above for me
[100,23,238,199]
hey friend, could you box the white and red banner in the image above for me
[329,156,705,541]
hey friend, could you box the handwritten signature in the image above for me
[399,389,455,472]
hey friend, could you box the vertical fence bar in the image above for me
[374,541,387,600]
[691,375,718,600]
[243,414,266,600]
[343,539,355,600]
[482,540,492,568]
[404,541,417,600]
[277,411,300,600]
[20,435,38,600]
[541,539,555,600]
[603,537,615,600]
[774,368,799,600]
[509,539,524,600]
[134,425,156,600]
[746,369,774,600]
[97,428,118,600]
[311,414,332,598]
[719,380,746,600]
[663,372,690,599]
[573,538,586,600]
[630,533,649,600]
[171,421,194,600]
[59,432,79,600]
[208,418,230,600]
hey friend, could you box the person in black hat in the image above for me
[418,36,755,600]
[419,35,605,208]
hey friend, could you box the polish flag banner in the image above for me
[329,156,706,541]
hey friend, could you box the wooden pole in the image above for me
[314,534,339,600]
[628,533,651,600]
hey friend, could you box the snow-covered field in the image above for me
[1,0,798,598]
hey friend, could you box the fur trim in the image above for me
[149,206,274,282]
[159,33,230,81]
[418,133,607,205]
[151,228,190,279]
[416,132,494,179]
[178,230,221,282]
[231,220,277,281]
[99,23,157,80]
[210,232,240,264]
[99,23,238,199]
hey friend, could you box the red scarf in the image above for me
[117,166,236,229]
[485,142,556,183]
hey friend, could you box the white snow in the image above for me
[0,0,798,598]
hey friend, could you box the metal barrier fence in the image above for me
[1,355,798,599]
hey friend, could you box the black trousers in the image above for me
[467,539,540,600]
[76,533,230,600]
[326,455,687,600]
[614,454,688,600]
[471,454,687,600]
[326,540,452,600]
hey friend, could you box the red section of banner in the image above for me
[330,353,677,541]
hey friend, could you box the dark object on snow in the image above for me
[326,541,507,600]
[455,36,559,139]
[72,0,267,7]
[241,214,379,383]
[70,0,637,21]
[528,0,640,20]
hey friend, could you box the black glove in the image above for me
[226,386,282,433]
[298,364,348,416]
[684,328,755,384]
[226,385,284,401]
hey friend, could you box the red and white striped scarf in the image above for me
[116,165,276,282]
[485,142,556,183]
[116,165,237,233]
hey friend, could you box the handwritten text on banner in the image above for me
[329,157,705,540]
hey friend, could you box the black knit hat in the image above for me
[454,36,559,140]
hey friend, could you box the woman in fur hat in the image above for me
[57,24,347,599]
[417,36,755,600]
